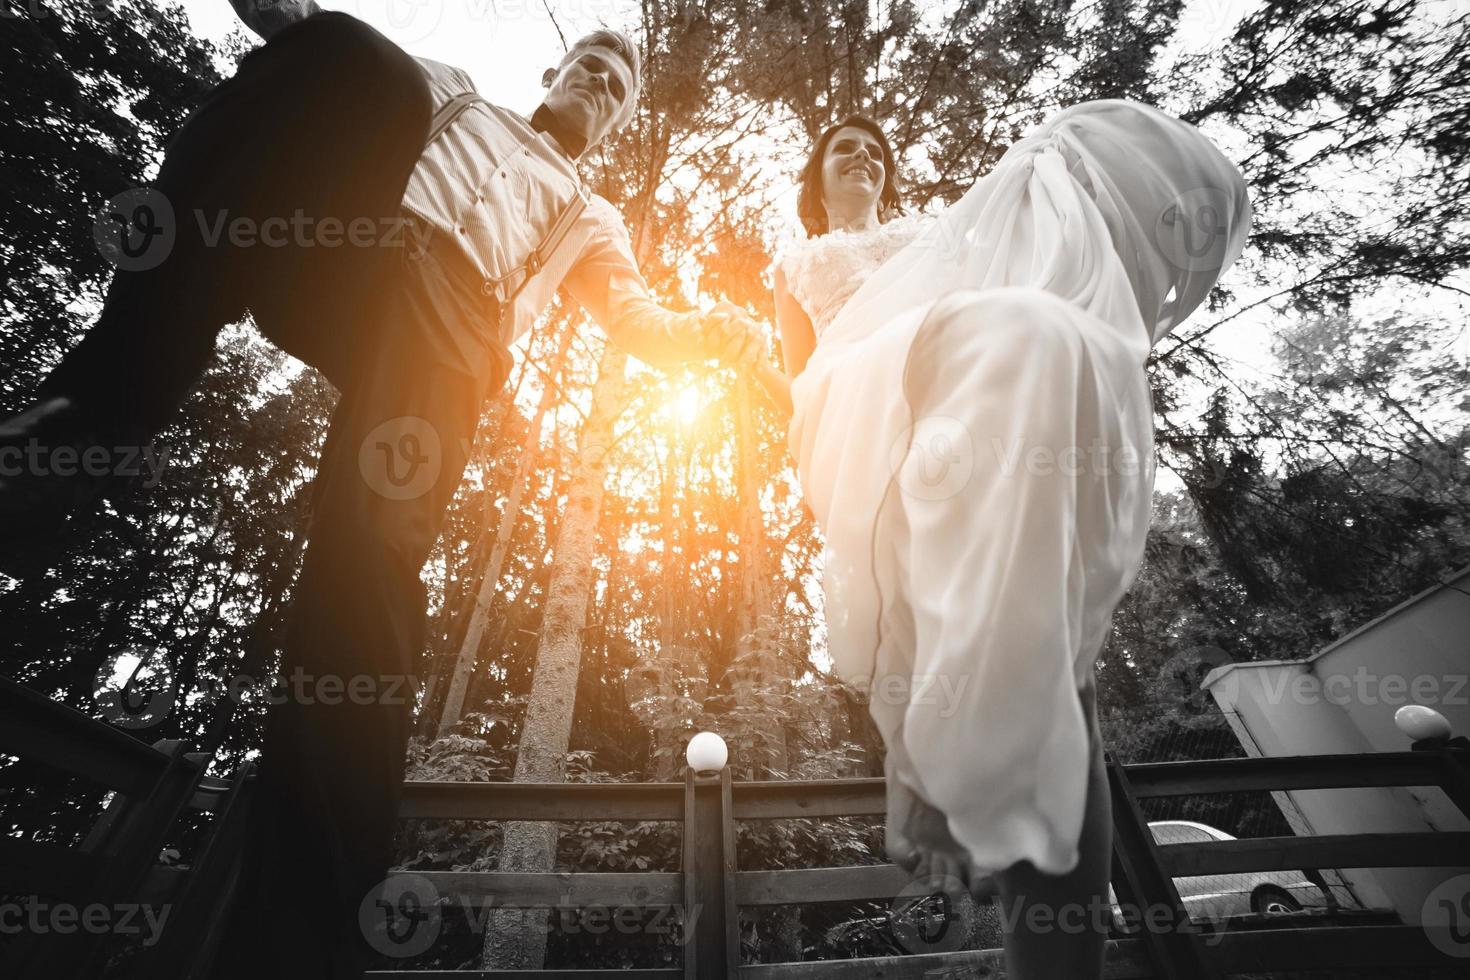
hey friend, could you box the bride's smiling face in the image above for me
[821,126,886,211]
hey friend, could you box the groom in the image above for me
[0,3,760,975]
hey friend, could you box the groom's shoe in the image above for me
[0,396,113,553]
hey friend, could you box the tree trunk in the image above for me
[652,436,683,781]
[842,685,882,778]
[438,319,575,736]
[735,382,768,657]
[482,341,628,970]
[418,380,521,735]
[737,382,800,959]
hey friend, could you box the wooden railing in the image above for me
[6,670,1470,979]
[369,755,1470,980]
[0,676,254,979]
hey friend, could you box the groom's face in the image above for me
[541,40,637,150]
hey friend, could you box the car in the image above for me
[1110,819,1334,923]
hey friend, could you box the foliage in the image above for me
[3,0,1469,967]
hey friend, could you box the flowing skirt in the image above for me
[788,134,1159,877]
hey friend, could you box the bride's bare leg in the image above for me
[992,683,1112,980]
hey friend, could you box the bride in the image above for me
[750,101,1250,977]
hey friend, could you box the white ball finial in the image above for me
[1395,704,1452,742]
[686,731,728,773]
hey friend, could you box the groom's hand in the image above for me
[700,302,766,372]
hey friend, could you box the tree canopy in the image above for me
[1,0,1467,968]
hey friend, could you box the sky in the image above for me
[175,0,1279,493]
[181,0,642,106]
[160,0,1467,667]
[181,0,1262,130]
[177,0,1469,434]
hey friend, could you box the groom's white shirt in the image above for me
[403,58,699,349]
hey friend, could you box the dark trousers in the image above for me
[35,13,502,977]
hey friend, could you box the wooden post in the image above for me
[721,768,740,975]
[1106,757,1221,980]
[145,762,257,980]
[1434,746,1470,821]
[683,766,733,980]
[9,740,208,980]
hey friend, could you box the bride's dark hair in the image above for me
[797,115,905,238]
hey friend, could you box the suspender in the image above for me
[423,91,592,308]
[484,183,590,306]
[426,92,483,146]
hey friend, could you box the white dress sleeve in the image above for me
[769,235,818,325]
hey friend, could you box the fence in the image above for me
[6,674,1470,978]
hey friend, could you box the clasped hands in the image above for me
[697,301,768,374]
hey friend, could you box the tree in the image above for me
[437,314,577,736]
[0,0,224,403]
[8,0,1470,967]
[484,342,629,969]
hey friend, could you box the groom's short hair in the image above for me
[554,29,642,138]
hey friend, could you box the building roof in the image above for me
[1202,562,1470,689]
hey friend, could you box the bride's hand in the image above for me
[699,303,793,416]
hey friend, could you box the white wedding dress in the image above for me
[776,100,1250,876]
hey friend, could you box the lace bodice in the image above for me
[774,211,936,337]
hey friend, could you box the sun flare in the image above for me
[672,384,702,427]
